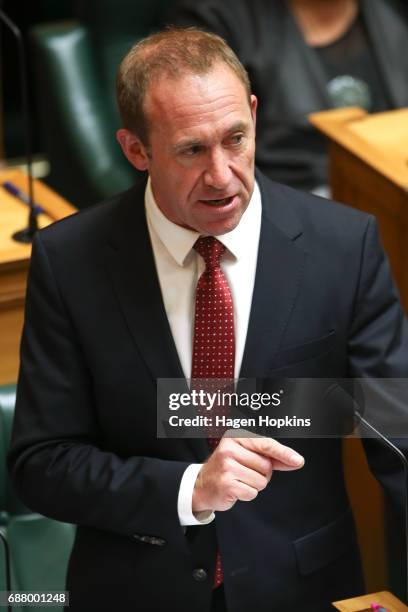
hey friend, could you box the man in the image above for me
[169,0,408,193]
[8,28,408,612]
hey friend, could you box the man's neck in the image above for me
[287,0,359,47]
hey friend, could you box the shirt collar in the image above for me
[145,177,261,266]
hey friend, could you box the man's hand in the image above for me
[192,435,305,513]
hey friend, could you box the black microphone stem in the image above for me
[358,414,408,603]
[0,8,38,242]
[0,528,12,612]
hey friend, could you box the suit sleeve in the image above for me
[348,216,408,516]
[7,233,190,547]
[348,216,408,378]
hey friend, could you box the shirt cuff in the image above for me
[178,464,215,526]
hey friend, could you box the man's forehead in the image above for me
[144,63,248,109]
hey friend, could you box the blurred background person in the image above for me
[170,0,408,195]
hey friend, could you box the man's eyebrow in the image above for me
[173,138,203,153]
[173,121,250,152]
[226,120,249,134]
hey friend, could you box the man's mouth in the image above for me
[199,196,234,206]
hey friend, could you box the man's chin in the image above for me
[197,214,244,236]
[194,199,248,235]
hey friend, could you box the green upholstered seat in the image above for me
[0,385,21,524]
[30,0,175,208]
[8,515,74,597]
[0,528,9,592]
[0,386,75,611]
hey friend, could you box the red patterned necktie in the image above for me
[192,236,235,588]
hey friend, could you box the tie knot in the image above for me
[194,236,226,269]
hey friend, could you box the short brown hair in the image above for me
[116,27,251,144]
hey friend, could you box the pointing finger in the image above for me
[232,433,304,469]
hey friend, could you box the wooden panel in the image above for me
[0,169,76,384]
[333,589,408,611]
[0,168,76,221]
[0,303,25,385]
[309,108,408,596]
[0,261,28,305]
[347,108,408,165]
[343,438,387,593]
[309,108,408,189]
[329,143,408,311]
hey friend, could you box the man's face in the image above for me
[119,63,257,235]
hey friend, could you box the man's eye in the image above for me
[183,145,202,156]
[229,134,244,145]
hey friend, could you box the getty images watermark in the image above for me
[166,388,311,431]
[156,378,408,439]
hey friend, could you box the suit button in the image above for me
[193,568,208,582]
[150,537,166,546]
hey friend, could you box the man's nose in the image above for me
[203,149,232,190]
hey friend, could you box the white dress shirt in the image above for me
[145,178,262,525]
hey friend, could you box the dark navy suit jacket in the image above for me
[8,172,408,611]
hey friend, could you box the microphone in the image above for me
[0,529,11,612]
[356,412,408,603]
[327,383,408,603]
[0,8,38,243]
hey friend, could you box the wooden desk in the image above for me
[0,169,76,384]
[309,107,408,312]
[333,590,408,611]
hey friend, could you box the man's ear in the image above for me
[250,94,257,130]
[116,129,150,171]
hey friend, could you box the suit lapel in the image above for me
[240,175,307,378]
[105,180,208,460]
[105,181,185,380]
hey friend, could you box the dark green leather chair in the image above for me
[0,386,75,612]
[0,386,27,522]
[0,388,13,609]
[0,528,9,593]
[30,0,175,208]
